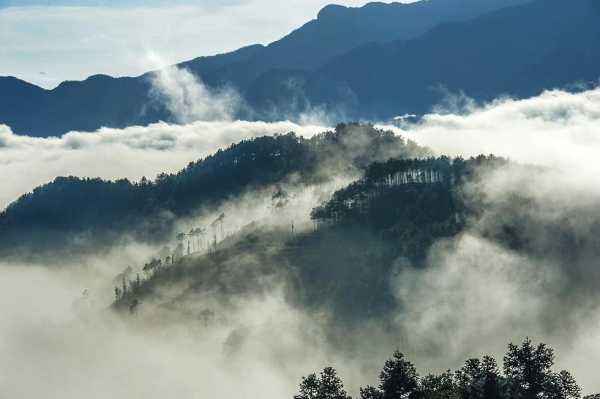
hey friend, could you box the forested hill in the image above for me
[113,155,507,323]
[308,156,504,257]
[113,151,600,334]
[312,156,506,226]
[0,124,428,258]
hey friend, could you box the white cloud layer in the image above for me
[3,86,600,396]
[387,87,600,175]
[374,86,600,394]
[0,121,326,209]
[0,263,346,399]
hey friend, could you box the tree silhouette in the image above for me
[173,242,184,262]
[379,351,419,399]
[295,340,580,399]
[195,227,206,252]
[295,373,320,399]
[121,278,128,296]
[504,338,580,399]
[455,357,502,399]
[295,367,351,399]
[504,338,553,399]
[211,213,226,246]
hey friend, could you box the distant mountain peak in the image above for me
[0,0,578,137]
[316,4,346,19]
[317,2,408,20]
[0,76,44,93]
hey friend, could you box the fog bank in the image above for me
[0,120,326,209]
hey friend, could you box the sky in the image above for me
[0,0,418,88]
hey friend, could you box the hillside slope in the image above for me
[0,124,428,258]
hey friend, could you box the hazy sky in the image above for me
[0,0,414,88]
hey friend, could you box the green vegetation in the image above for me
[295,339,580,399]
[112,154,510,327]
[311,155,507,261]
[0,123,428,259]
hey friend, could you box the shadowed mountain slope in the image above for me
[1,0,532,136]
[254,0,600,119]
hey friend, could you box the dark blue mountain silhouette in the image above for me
[299,0,600,119]
[3,0,596,137]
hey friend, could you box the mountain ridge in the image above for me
[14,0,600,138]
[304,0,600,118]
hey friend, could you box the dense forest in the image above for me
[293,339,581,399]
[109,142,600,360]
[113,154,509,325]
[310,155,508,260]
[0,124,428,259]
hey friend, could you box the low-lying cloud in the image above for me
[0,120,325,209]
[388,87,600,174]
[0,263,346,399]
[384,165,600,394]
[368,86,600,394]
[4,86,600,397]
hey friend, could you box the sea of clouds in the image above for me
[3,85,600,397]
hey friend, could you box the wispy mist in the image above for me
[371,86,600,394]
[387,87,600,173]
[0,120,325,209]
[149,65,244,123]
[0,263,346,399]
[4,86,600,397]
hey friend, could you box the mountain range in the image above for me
[1,0,599,137]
